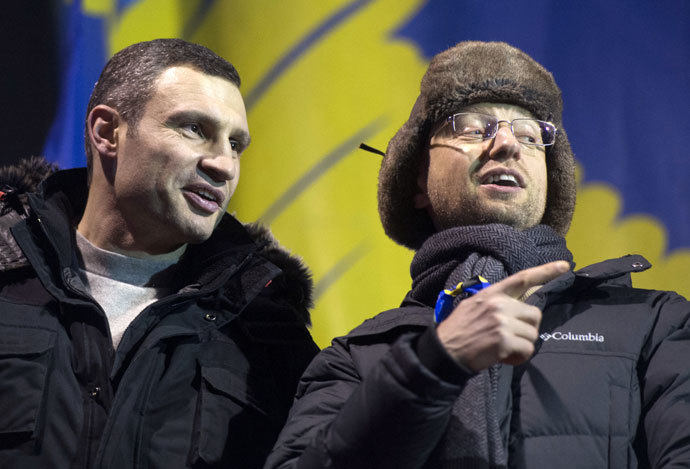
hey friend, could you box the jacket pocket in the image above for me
[0,325,55,437]
[191,363,269,467]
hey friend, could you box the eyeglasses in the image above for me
[437,112,557,147]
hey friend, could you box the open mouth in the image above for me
[479,170,524,189]
[484,173,519,187]
[183,184,225,214]
[191,188,220,203]
[184,184,225,205]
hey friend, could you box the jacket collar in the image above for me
[346,254,653,339]
[1,163,314,322]
[574,254,650,283]
[532,254,651,300]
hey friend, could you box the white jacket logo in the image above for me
[540,331,605,343]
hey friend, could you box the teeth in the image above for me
[194,189,216,202]
[486,174,518,186]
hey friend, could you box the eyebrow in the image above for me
[167,110,251,149]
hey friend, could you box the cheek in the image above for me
[537,159,548,188]
[428,158,470,189]
[533,159,549,205]
[116,161,150,196]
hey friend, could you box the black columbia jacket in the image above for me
[0,160,319,468]
[266,256,690,468]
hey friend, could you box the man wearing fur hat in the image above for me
[0,39,318,468]
[265,41,690,468]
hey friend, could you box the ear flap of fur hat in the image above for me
[378,41,576,250]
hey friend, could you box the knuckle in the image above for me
[481,328,503,349]
[484,312,507,334]
[525,342,535,356]
[497,328,512,344]
[513,270,531,287]
[526,305,542,321]
[484,295,506,310]
[525,327,539,342]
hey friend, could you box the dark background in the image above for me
[0,2,59,166]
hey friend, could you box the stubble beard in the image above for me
[433,189,546,232]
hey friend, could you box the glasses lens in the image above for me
[444,114,556,146]
[539,121,557,146]
[512,119,557,146]
[512,119,543,145]
[451,113,496,141]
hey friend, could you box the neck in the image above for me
[78,190,186,258]
[76,230,184,279]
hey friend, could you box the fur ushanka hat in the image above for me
[378,41,576,250]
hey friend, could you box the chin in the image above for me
[486,214,535,230]
[176,210,224,242]
[170,222,214,245]
[438,210,535,231]
[188,229,216,245]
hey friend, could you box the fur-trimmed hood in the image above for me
[243,222,314,322]
[0,155,57,203]
[0,156,314,324]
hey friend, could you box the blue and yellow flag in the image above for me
[44,0,690,347]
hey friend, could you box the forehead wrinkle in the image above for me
[462,102,536,120]
[146,66,250,152]
[164,105,250,146]
[153,66,247,117]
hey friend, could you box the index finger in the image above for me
[490,261,570,299]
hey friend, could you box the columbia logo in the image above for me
[540,331,605,343]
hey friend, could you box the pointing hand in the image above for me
[436,261,570,372]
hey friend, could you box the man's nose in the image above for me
[199,144,238,183]
[488,123,521,160]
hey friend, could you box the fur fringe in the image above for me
[244,222,314,324]
[0,156,58,194]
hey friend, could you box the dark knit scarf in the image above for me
[409,224,573,468]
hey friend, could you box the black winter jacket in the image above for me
[266,256,690,468]
[0,160,319,469]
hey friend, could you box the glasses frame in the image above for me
[439,112,558,147]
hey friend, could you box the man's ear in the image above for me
[87,105,121,158]
[413,158,431,209]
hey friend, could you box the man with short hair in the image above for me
[0,38,317,468]
[265,41,690,468]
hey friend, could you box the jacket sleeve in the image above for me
[640,292,690,467]
[264,328,471,469]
